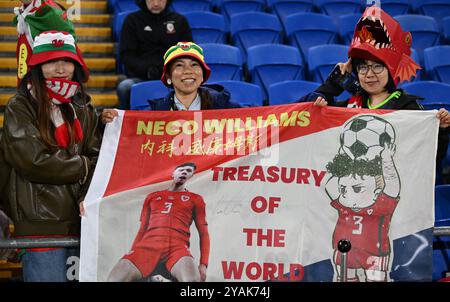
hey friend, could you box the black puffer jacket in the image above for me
[0,93,101,236]
[120,0,192,79]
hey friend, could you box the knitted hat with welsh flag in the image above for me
[14,0,78,82]
[28,31,90,82]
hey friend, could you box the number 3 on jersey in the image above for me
[161,202,173,214]
[352,216,363,235]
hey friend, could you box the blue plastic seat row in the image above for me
[126,40,450,104]
[129,79,264,109]
[108,0,450,23]
[128,79,450,112]
[129,78,320,109]
[433,184,450,281]
[113,10,449,71]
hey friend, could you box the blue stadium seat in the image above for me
[424,46,450,84]
[217,0,266,22]
[130,81,172,110]
[314,0,364,18]
[394,15,440,64]
[401,81,450,111]
[380,0,411,16]
[410,48,422,81]
[214,80,264,107]
[113,10,137,42]
[230,12,283,60]
[412,0,450,24]
[201,43,244,82]
[113,0,139,13]
[114,10,138,74]
[283,13,339,61]
[443,16,450,44]
[184,11,227,44]
[435,185,450,227]
[108,0,118,12]
[308,44,349,83]
[247,44,304,100]
[337,13,360,45]
[433,236,450,281]
[268,80,320,105]
[266,0,314,22]
[433,184,450,281]
[170,0,213,13]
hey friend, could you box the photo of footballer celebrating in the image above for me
[107,162,210,282]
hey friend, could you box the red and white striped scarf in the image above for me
[29,78,83,148]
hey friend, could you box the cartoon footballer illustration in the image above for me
[325,115,400,282]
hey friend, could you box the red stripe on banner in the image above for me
[104,103,393,197]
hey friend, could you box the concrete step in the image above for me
[0,12,111,26]
[0,1,108,13]
[0,91,118,108]
[0,57,116,72]
[0,41,115,55]
[0,26,112,41]
[0,74,118,89]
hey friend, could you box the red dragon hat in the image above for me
[348,6,421,84]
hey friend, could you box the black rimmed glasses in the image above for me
[356,63,385,75]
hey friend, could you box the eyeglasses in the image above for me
[356,63,385,75]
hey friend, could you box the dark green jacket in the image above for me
[0,92,101,236]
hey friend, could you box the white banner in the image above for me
[80,104,438,282]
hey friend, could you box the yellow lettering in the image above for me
[297,111,311,127]
[182,121,198,135]
[234,118,246,132]
[264,114,279,127]
[204,119,227,134]
[166,121,181,135]
[153,121,165,135]
[257,116,264,129]
[280,111,298,126]
[226,119,234,133]
[245,117,256,131]
[136,121,153,135]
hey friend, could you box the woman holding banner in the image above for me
[101,41,241,123]
[301,6,450,162]
[300,6,450,281]
[0,31,101,282]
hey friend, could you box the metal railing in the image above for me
[0,237,79,249]
[433,226,450,236]
[0,227,449,249]
[0,226,449,282]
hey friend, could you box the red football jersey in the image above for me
[132,190,210,265]
[332,192,399,255]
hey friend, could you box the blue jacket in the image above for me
[146,84,241,110]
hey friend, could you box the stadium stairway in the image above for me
[0,0,119,129]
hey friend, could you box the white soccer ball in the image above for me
[340,115,395,160]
